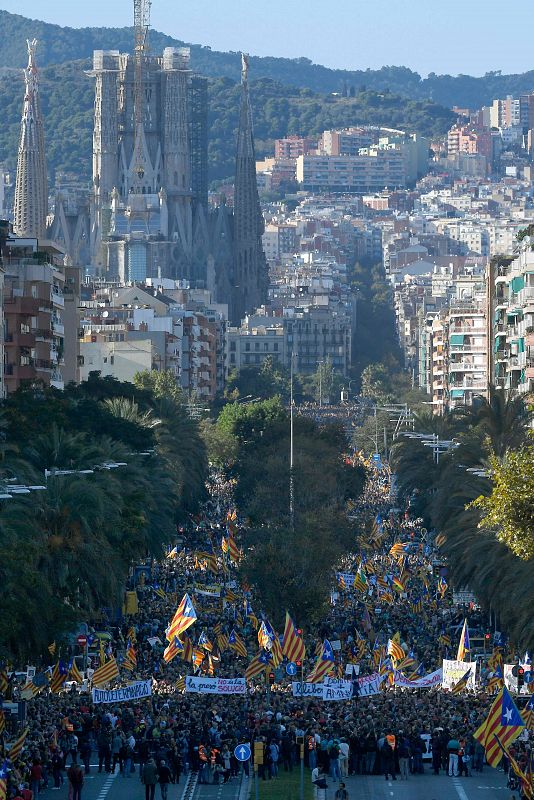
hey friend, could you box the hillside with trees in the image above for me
[0,60,455,185]
[2,10,534,110]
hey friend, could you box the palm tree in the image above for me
[470,388,530,458]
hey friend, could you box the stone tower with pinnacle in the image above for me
[231,53,268,324]
[13,39,48,239]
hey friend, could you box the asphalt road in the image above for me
[37,764,511,800]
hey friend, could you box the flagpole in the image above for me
[290,352,295,530]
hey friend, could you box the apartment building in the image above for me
[274,136,316,159]
[296,148,406,193]
[79,282,226,399]
[490,242,534,395]
[1,227,71,393]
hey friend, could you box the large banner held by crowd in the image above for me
[394,668,443,689]
[92,680,152,704]
[291,672,382,699]
[442,659,476,690]
[185,676,246,694]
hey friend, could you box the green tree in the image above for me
[473,445,534,560]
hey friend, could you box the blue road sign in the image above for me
[524,671,532,684]
[234,743,251,762]
[286,662,297,676]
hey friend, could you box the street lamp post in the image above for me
[290,352,295,530]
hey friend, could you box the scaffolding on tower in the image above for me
[133,0,151,182]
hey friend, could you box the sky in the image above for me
[1,0,533,77]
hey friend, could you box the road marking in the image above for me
[452,777,470,800]
[96,770,119,800]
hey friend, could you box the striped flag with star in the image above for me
[258,621,273,650]
[175,677,186,692]
[282,612,306,664]
[229,629,247,658]
[49,661,69,694]
[451,668,472,695]
[163,637,183,664]
[91,656,119,687]
[166,593,197,642]
[245,650,272,682]
[487,665,504,694]
[474,687,525,767]
[306,639,335,683]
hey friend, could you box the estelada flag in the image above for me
[474,687,524,767]
[166,594,197,642]
[306,640,335,683]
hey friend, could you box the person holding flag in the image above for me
[456,619,470,661]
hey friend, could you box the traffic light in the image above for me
[297,629,302,636]
[268,672,275,686]
[518,666,525,689]
[295,660,302,668]
[484,632,491,641]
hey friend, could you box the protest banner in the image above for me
[442,660,476,690]
[92,680,152,704]
[185,676,246,694]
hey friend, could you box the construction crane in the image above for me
[133,0,151,181]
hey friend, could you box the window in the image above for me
[245,342,250,352]
[255,342,260,351]
[255,354,260,364]
[230,353,235,364]
[230,341,236,351]
[264,342,269,351]
[274,343,278,351]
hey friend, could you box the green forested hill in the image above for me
[2,10,534,111]
[0,60,455,184]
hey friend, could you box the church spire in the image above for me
[231,53,268,324]
[13,39,48,239]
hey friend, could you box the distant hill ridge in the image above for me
[2,9,534,109]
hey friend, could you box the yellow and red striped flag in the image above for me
[245,650,272,682]
[306,640,335,683]
[7,727,29,761]
[229,629,248,658]
[474,687,524,767]
[91,656,119,687]
[166,594,197,643]
[69,660,83,684]
[163,637,183,664]
[387,639,405,664]
[282,612,306,664]
[49,661,69,694]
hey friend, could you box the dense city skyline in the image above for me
[1,0,534,77]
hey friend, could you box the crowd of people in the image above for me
[1,467,533,800]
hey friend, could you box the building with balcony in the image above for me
[0,222,74,393]
[489,242,534,395]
